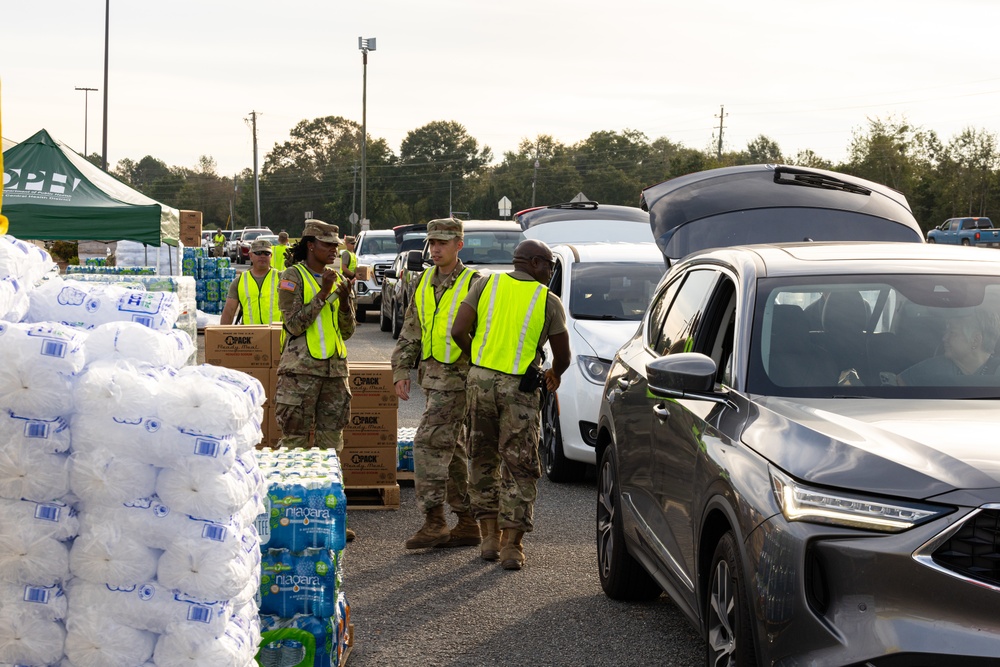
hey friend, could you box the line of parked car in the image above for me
[366,163,1000,666]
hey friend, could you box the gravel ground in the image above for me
[199,315,706,666]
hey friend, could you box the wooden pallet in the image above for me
[341,622,354,666]
[396,470,414,482]
[345,484,400,510]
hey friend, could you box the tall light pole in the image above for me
[358,37,376,228]
[75,87,98,158]
[101,0,110,171]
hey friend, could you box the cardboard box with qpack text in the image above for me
[204,325,274,368]
[341,445,396,486]
[348,362,398,409]
[343,407,398,448]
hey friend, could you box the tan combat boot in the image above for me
[479,518,501,561]
[499,529,525,570]
[404,505,449,549]
[436,510,482,548]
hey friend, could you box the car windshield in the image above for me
[242,230,268,242]
[457,231,524,265]
[570,262,665,321]
[748,274,1000,398]
[358,236,397,255]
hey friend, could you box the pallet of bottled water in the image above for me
[258,593,351,667]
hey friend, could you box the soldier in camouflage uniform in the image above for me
[392,218,482,549]
[451,239,571,570]
[275,219,356,538]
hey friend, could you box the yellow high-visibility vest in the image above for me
[236,269,282,325]
[292,264,346,360]
[343,251,358,274]
[415,266,476,364]
[471,274,547,375]
[271,245,289,272]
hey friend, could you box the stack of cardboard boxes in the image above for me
[179,210,203,249]
[202,325,399,491]
[203,324,282,447]
[342,362,398,488]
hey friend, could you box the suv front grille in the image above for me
[931,508,1000,588]
[373,262,391,286]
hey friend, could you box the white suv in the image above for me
[517,200,664,482]
[540,242,665,481]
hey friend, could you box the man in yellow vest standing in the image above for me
[340,235,358,279]
[275,220,356,539]
[220,238,282,326]
[451,239,571,570]
[212,228,226,258]
[391,218,482,550]
[271,231,290,273]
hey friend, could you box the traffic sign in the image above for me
[498,196,512,219]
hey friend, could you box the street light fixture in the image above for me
[74,87,98,158]
[101,0,110,171]
[358,36,376,229]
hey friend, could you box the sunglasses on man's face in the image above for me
[252,251,272,257]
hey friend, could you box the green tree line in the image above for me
[94,115,1000,238]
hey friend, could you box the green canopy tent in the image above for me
[1,129,179,246]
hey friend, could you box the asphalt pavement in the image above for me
[198,312,706,666]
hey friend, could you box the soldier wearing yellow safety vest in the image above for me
[274,220,359,545]
[220,238,283,326]
[340,235,358,279]
[391,218,483,551]
[270,231,290,273]
[451,239,571,571]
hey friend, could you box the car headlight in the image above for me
[578,356,610,385]
[770,467,948,533]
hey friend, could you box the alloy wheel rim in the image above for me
[597,460,615,579]
[542,391,558,472]
[707,559,736,666]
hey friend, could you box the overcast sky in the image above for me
[4,0,1000,177]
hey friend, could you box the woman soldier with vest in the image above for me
[451,239,571,570]
[391,217,483,550]
[276,219,356,538]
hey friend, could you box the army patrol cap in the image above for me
[302,219,341,244]
[250,238,272,253]
[426,217,464,241]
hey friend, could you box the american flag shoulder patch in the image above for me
[279,280,297,292]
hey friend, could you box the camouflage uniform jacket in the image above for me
[277,262,356,378]
[391,260,480,392]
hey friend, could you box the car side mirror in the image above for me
[646,353,717,396]
[384,268,397,280]
[406,250,424,272]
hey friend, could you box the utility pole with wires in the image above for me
[246,111,262,228]
[351,161,359,234]
[714,105,728,160]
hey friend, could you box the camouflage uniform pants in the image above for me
[466,366,542,532]
[414,387,471,515]
[274,373,351,453]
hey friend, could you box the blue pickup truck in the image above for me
[926,216,1000,247]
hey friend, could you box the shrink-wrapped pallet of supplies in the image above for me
[0,235,266,667]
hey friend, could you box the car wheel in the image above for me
[961,238,971,246]
[391,299,403,339]
[597,446,661,601]
[379,300,392,332]
[356,306,367,324]
[541,389,585,483]
[706,531,757,667]
[927,237,936,243]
